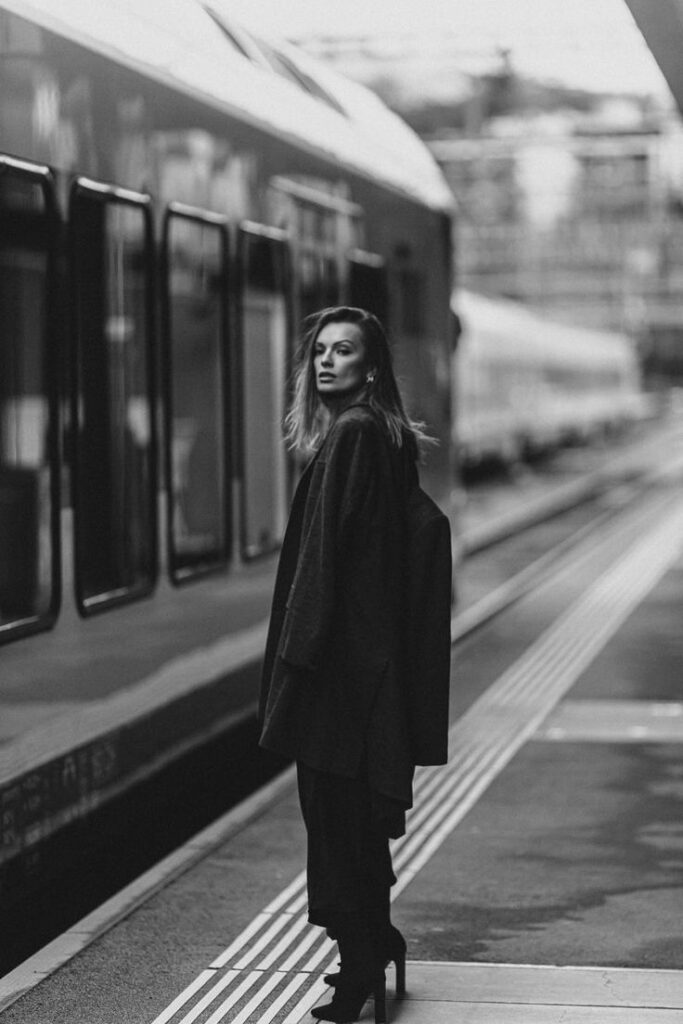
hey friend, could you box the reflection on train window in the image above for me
[0,164,57,636]
[71,186,156,612]
[240,228,291,558]
[164,211,230,580]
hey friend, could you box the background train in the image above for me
[452,289,649,469]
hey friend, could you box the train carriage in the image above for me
[453,289,647,467]
[0,0,454,896]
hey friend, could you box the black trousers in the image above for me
[296,761,397,931]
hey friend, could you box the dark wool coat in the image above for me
[258,403,440,817]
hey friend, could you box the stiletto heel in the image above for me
[394,951,406,997]
[374,972,387,1023]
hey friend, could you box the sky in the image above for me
[216,0,671,99]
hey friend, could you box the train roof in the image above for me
[1,0,454,214]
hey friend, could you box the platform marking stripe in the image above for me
[300,934,337,972]
[175,971,239,1024]
[147,499,683,1024]
[256,913,310,969]
[261,872,308,916]
[233,914,301,970]
[280,974,330,1024]
[149,970,220,1024]
[278,925,321,971]
[467,492,682,709]
[200,970,262,1024]
[209,912,272,968]
[394,734,541,882]
[256,972,323,1024]
[494,518,681,718]
[286,889,309,915]
[218,971,284,1024]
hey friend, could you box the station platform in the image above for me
[1,457,682,1022]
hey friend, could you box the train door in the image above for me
[70,180,157,613]
[239,224,292,558]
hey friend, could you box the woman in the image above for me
[258,306,449,1023]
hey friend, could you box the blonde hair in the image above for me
[284,306,432,457]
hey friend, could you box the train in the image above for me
[0,0,454,878]
[452,289,649,468]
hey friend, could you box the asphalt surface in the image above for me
[398,540,683,970]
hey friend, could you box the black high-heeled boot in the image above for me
[312,971,386,1023]
[312,914,387,1023]
[324,888,405,998]
[324,924,406,997]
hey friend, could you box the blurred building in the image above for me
[429,109,683,384]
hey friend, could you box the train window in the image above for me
[0,158,59,641]
[299,251,339,322]
[70,181,156,613]
[240,225,292,558]
[348,250,388,325]
[296,200,340,322]
[163,208,230,581]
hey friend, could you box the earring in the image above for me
[366,372,376,384]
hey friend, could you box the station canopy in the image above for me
[625,0,683,113]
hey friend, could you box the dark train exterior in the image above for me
[0,1,454,894]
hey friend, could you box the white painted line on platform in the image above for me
[256,973,311,1024]
[145,970,219,1024]
[202,970,262,1024]
[175,970,238,1024]
[257,914,310,970]
[278,925,320,972]
[281,974,329,1024]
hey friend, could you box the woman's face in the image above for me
[313,321,369,398]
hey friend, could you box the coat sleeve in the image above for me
[277,417,382,671]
